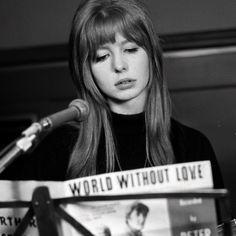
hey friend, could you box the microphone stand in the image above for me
[0,119,51,174]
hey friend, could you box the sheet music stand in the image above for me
[0,186,232,236]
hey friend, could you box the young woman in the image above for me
[68,0,174,178]
[66,0,223,188]
[0,0,224,189]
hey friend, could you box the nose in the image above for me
[112,52,128,73]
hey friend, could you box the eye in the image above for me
[124,47,139,53]
[94,54,109,63]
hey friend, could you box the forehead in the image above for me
[112,33,126,43]
[98,33,133,48]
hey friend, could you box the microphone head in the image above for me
[69,99,89,121]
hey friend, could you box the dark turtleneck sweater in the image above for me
[0,112,224,188]
[97,112,147,173]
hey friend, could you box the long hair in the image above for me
[67,0,174,178]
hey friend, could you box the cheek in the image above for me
[90,65,110,95]
[91,62,110,82]
[144,60,149,79]
[90,65,100,82]
[136,51,149,73]
[91,67,104,89]
[138,55,149,82]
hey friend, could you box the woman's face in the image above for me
[90,33,149,114]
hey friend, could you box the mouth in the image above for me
[114,79,136,90]
[115,79,136,86]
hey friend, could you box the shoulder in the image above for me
[27,123,79,159]
[170,118,215,162]
[40,123,79,149]
[171,119,209,142]
[170,119,224,188]
[29,123,79,177]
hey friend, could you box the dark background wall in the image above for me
[1,0,236,48]
[0,0,236,219]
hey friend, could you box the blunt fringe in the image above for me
[67,0,174,178]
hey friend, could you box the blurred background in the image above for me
[0,0,236,218]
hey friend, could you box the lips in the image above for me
[115,78,136,86]
[115,78,136,90]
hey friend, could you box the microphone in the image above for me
[40,98,89,129]
[23,99,89,137]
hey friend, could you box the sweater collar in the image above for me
[111,111,146,134]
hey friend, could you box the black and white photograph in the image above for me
[0,0,236,235]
